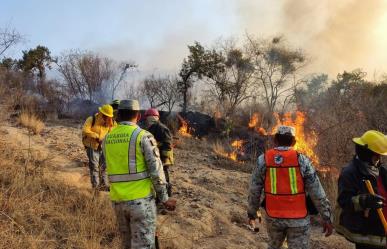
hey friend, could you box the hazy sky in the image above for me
[2,0,387,76]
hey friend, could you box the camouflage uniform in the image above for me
[247,146,332,249]
[106,121,169,249]
[146,119,174,197]
[113,197,156,249]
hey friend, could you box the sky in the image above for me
[2,0,387,77]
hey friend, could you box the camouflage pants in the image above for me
[86,147,108,188]
[266,219,310,249]
[113,196,156,249]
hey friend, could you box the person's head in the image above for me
[144,108,160,127]
[111,99,120,110]
[117,100,141,123]
[98,104,114,122]
[353,130,387,165]
[144,108,160,119]
[274,125,296,147]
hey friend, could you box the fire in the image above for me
[248,113,260,128]
[231,140,243,149]
[229,152,238,161]
[178,119,192,137]
[228,139,244,161]
[271,111,319,165]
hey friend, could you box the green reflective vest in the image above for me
[104,124,152,201]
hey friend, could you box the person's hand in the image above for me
[359,194,385,209]
[247,219,260,232]
[163,198,177,211]
[322,220,333,237]
[248,219,255,227]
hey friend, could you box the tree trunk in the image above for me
[182,87,188,113]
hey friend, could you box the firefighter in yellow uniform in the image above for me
[247,125,333,249]
[82,104,116,189]
[103,100,176,249]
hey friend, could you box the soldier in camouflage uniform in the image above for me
[103,100,176,249]
[247,125,333,249]
[144,108,174,197]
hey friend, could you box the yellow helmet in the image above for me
[353,130,387,156]
[98,104,114,118]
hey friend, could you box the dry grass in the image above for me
[19,112,45,135]
[0,136,120,249]
[212,140,229,158]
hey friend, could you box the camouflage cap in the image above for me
[276,125,296,136]
[118,99,140,111]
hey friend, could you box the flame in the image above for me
[178,119,192,137]
[228,139,244,161]
[271,111,319,165]
[248,113,260,128]
[257,127,267,135]
[229,152,238,161]
[231,140,243,149]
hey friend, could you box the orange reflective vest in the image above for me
[264,148,307,219]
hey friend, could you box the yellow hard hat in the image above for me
[98,104,114,118]
[353,130,387,156]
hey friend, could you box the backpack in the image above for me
[82,115,97,148]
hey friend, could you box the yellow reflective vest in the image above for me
[104,124,152,201]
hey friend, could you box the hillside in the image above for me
[0,119,354,249]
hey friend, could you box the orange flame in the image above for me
[178,119,192,137]
[231,140,243,149]
[257,127,267,136]
[248,113,260,128]
[229,152,238,161]
[228,139,244,161]
[271,111,319,165]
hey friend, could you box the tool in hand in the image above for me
[364,179,387,248]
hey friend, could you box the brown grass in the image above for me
[19,112,45,135]
[212,140,230,158]
[0,136,120,249]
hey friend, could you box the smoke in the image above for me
[237,0,387,76]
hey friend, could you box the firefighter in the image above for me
[144,108,174,197]
[82,104,116,190]
[103,100,176,249]
[247,125,333,249]
[335,130,387,249]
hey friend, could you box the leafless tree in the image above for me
[141,75,164,108]
[141,74,182,112]
[110,62,137,101]
[196,40,254,116]
[123,83,140,100]
[0,26,23,56]
[57,50,113,102]
[245,35,307,127]
[158,76,182,113]
[207,41,254,115]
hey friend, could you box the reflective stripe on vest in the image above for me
[264,148,307,219]
[268,165,299,194]
[109,171,150,183]
[128,127,142,173]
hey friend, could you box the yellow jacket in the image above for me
[82,113,117,150]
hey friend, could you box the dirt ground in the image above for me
[0,119,355,249]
